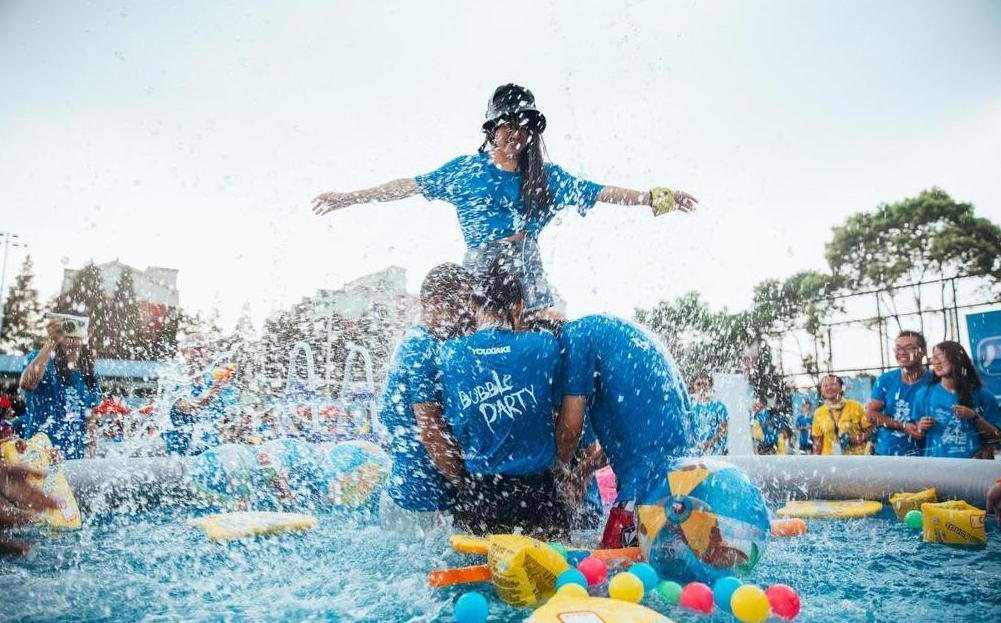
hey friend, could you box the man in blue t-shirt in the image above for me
[19,316,101,460]
[378,264,472,524]
[866,330,932,456]
[430,260,569,537]
[795,400,814,453]
[690,372,728,455]
[555,314,691,548]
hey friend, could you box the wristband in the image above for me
[649,187,676,216]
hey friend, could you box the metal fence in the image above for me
[768,274,1000,390]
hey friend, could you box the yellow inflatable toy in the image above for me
[484,534,569,606]
[920,501,986,546]
[777,499,882,519]
[0,433,81,529]
[889,488,937,522]
[188,511,318,542]
[527,595,673,623]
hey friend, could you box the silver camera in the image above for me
[45,312,89,339]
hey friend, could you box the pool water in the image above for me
[2,507,999,622]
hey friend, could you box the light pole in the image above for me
[0,232,26,346]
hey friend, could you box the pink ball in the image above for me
[765,584,801,620]
[577,556,608,586]
[679,582,715,614]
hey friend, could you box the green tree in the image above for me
[107,270,147,359]
[826,188,1001,332]
[0,254,45,354]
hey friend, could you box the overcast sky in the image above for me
[2,0,999,333]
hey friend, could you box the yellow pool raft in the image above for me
[777,499,882,519]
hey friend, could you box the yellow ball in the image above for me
[608,572,645,603]
[731,585,771,623]
[557,583,589,599]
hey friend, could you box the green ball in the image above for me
[904,510,923,529]
[547,542,568,559]
[655,580,683,605]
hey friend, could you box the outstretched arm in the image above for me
[312,178,421,215]
[596,185,698,214]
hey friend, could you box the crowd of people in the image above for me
[3,82,1000,553]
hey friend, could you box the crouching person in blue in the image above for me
[420,260,570,538]
[19,315,100,460]
[378,263,473,529]
[555,314,692,548]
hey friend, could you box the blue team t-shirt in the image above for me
[752,409,782,448]
[21,350,101,460]
[559,315,691,501]
[379,325,454,512]
[163,370,233,456]
[691,400,728,455]
[795,412,813,448]
[438,328,559,476]
[870,369,932,456]
[415,152,605,247]
[911,384,1001,459]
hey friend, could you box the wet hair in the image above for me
[897,330,927,351]
[693,372,714,388]
[479,114,553,228]
[930,340,982,408]
[473,258,523,327]
[420,263,472,303]
[802,399,813,408]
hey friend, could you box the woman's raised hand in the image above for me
[311,191,356,215]
[673,190,698,213]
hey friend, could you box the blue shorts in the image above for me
[463,237,554,313]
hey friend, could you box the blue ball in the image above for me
[556,568,589,590]
[565,550,590,566]
[628,562,659,592]
[712,576,743,613]
[454,592,489,623]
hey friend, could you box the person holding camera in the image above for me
[18,314,101,460]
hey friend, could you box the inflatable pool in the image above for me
[4,452,993,621]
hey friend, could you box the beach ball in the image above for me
[319,440,390,511]
[251,438,322,509]
[189,443,255,507]
[635,459,770,584]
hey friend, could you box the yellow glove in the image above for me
[649,187,676,216]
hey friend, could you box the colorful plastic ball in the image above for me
[655,580,683,605]
[713,576,743,613]
[765,584,801,620]
[548,542,569,559]
[608,572,645,603]
[557,583,589,599]
[628,562,659,591]
[453,591,488,623]
[904,510,923,530]
[679,582,714,614]
[577,556,608,586]
[731,584,771,623]
[556,569,589,590]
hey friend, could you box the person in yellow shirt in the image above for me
[812,375,873,455]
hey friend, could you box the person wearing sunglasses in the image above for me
[313,83,698,321]
[866,330,932,456]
